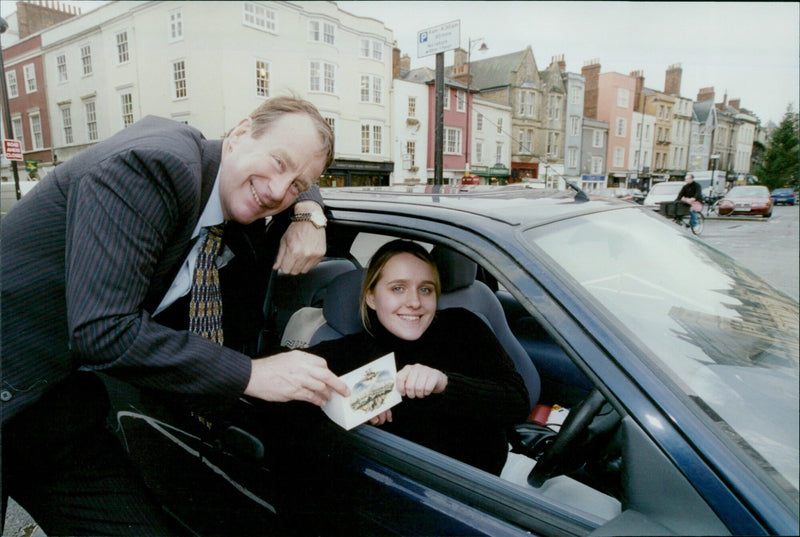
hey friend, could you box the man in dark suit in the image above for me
[1,95,349,535]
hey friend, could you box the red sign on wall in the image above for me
[3,139,23,161]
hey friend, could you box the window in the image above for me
[657,127,663,142]
[61,106,73,144]
[115,31,130,64]
[615,117,626,137]
[360,74,382,104]
[567,147,577,168]
[6,71,18,98]
[634,150,640,169]
[613,146,625,167]
[29,112,43,150]
[255,60,270,97]
[243,2,277,32]
[496,142,503,164]
[309,20,336,45]
[443,89,450,109]
[591,156,603,174]
[592,129,603,148]
[570,116,580,136]
[456,90,466,112]
[56,54,68,83]
[360,121,383,155]
[359,38,383,61]
[547,95,561,120]
[80,44,92,76]
[84,100,98,141]
[519,91,534,117]
[546,131,560,156]
[476,113,483,131]
[322,114,336,147]
[617,88,630,108]
[407,97,416,117]
[570,88,581,105]
[172,60,187,99]
[444,127,462,154]
[518,129,533,153]
[168,8,183,41]
[24,64,36,93]
[475,141,483,163]
[645,124,651,141]
[497,117,502,134]
[406,141,416,167]
[11,116,24,148]
[310,61,335,94]
[120,92,134,128]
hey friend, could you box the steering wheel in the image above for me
[527,389,617,488]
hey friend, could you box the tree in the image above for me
[754,104,800,191]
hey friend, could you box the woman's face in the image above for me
[366,253,438,341]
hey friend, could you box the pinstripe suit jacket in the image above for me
[1,116,319,423]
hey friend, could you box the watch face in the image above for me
[311,212,327,227]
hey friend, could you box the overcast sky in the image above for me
[338,1,798,125]
[2,1,796,125]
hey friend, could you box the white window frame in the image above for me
[476,113,483,131]
[6,70,18,98]
[60,105,73,145]
[23,64,36,93]
[456,90,466,112]
[243,2,277,33]
[617,88,630,108]
[359,74,382,104]
[613,146,625,168]
[171,59,187,99]
[80,44,93,76]
[360,120,383,155]
[310,61,336,94]
[405,140,416,167]
[496,142,503,164]
[309,19,336,45]
[592,129,603,148]
[56,54,68,83]
[120,91,134,128]
[444,127,462,155]
[407,96,416,117]
[84,100,98,141]
[615,117,626,137]
[547,131,560,156]
[255,59,270,98]
[11,116,24,149]
[443,89,450,110]
[115,31,130,64]
[168,7,183,42]
[475,140,483,164]
[519,91,534,117]
[591,156,603,175]
[29,112,43,150]
[570,116,580,137]
[322,113,337,147]
[547,95,561,120]
[567,147,577,168]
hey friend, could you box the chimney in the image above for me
[696,86,715,102]
[400,53,411,72]
[729,98,740,111]
[551,54,566,72]
[581,59,601,119]
[630,70,645,112]
[392,47,401,79]
[664,63,682,95]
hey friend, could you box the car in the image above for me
[593,187,635,203]
[771,187,796,206]
[642,181,685,210]
[717,185,774,217]
[103,185,799,537]
[628,187,645,204]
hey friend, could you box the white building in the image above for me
[629,111,655,180]
[670,96,692,173]
[391,78,429,185]
[41,1,395,183]
[468,97,513,182]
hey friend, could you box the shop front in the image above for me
[471,164,511,185]
[319,159,394,188]
[511,162,539,183]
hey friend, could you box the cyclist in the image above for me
[675,173,703,229]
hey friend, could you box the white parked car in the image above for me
[643,181,685,210]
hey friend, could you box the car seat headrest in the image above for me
[431,247,477,292]
[322,269,365,335]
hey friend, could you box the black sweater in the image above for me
[308,307,530,474]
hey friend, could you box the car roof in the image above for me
[321,185,634,228]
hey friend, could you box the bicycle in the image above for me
[659,201,705,236]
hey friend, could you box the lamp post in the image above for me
[464,37,487,180]
[0,16,22,200]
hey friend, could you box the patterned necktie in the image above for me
[189,225,225,345]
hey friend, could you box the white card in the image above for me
[322,352,402,430]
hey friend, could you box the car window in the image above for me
[523,209,799,499]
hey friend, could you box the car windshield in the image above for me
[524,208,799,499]
[728,186,769,198]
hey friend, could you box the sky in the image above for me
[1,1,797,125]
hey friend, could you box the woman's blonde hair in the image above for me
[359,240,441,332]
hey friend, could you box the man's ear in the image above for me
[229,117,252,146]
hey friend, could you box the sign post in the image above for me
[418,20,460,185]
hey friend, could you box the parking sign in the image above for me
[417,20,460,58]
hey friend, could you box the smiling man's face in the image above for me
[218,113,326,224]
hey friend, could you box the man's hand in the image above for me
[273,201,326,274]
[396,364,448,399]
[245,350,349,407]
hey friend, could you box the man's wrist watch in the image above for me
[290,211,327,228]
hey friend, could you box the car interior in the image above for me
[249,223,732,535]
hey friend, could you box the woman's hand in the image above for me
[396,364,448,399]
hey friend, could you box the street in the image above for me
[3,203,798,537]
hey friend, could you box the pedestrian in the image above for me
[305,240,530,475]
[676,172,703,228]
[1,95,349,535]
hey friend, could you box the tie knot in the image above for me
[206,224,225,240]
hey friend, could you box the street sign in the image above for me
[3,139,23,161]
[417,20,460,58]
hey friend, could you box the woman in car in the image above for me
[306,240,530,475]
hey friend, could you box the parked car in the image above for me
[593,187,635,202]
[716,185,774,217]
[103,185,798,536]
[771,187,796,206]
[628,188,645,204]
[642,181,685,210]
